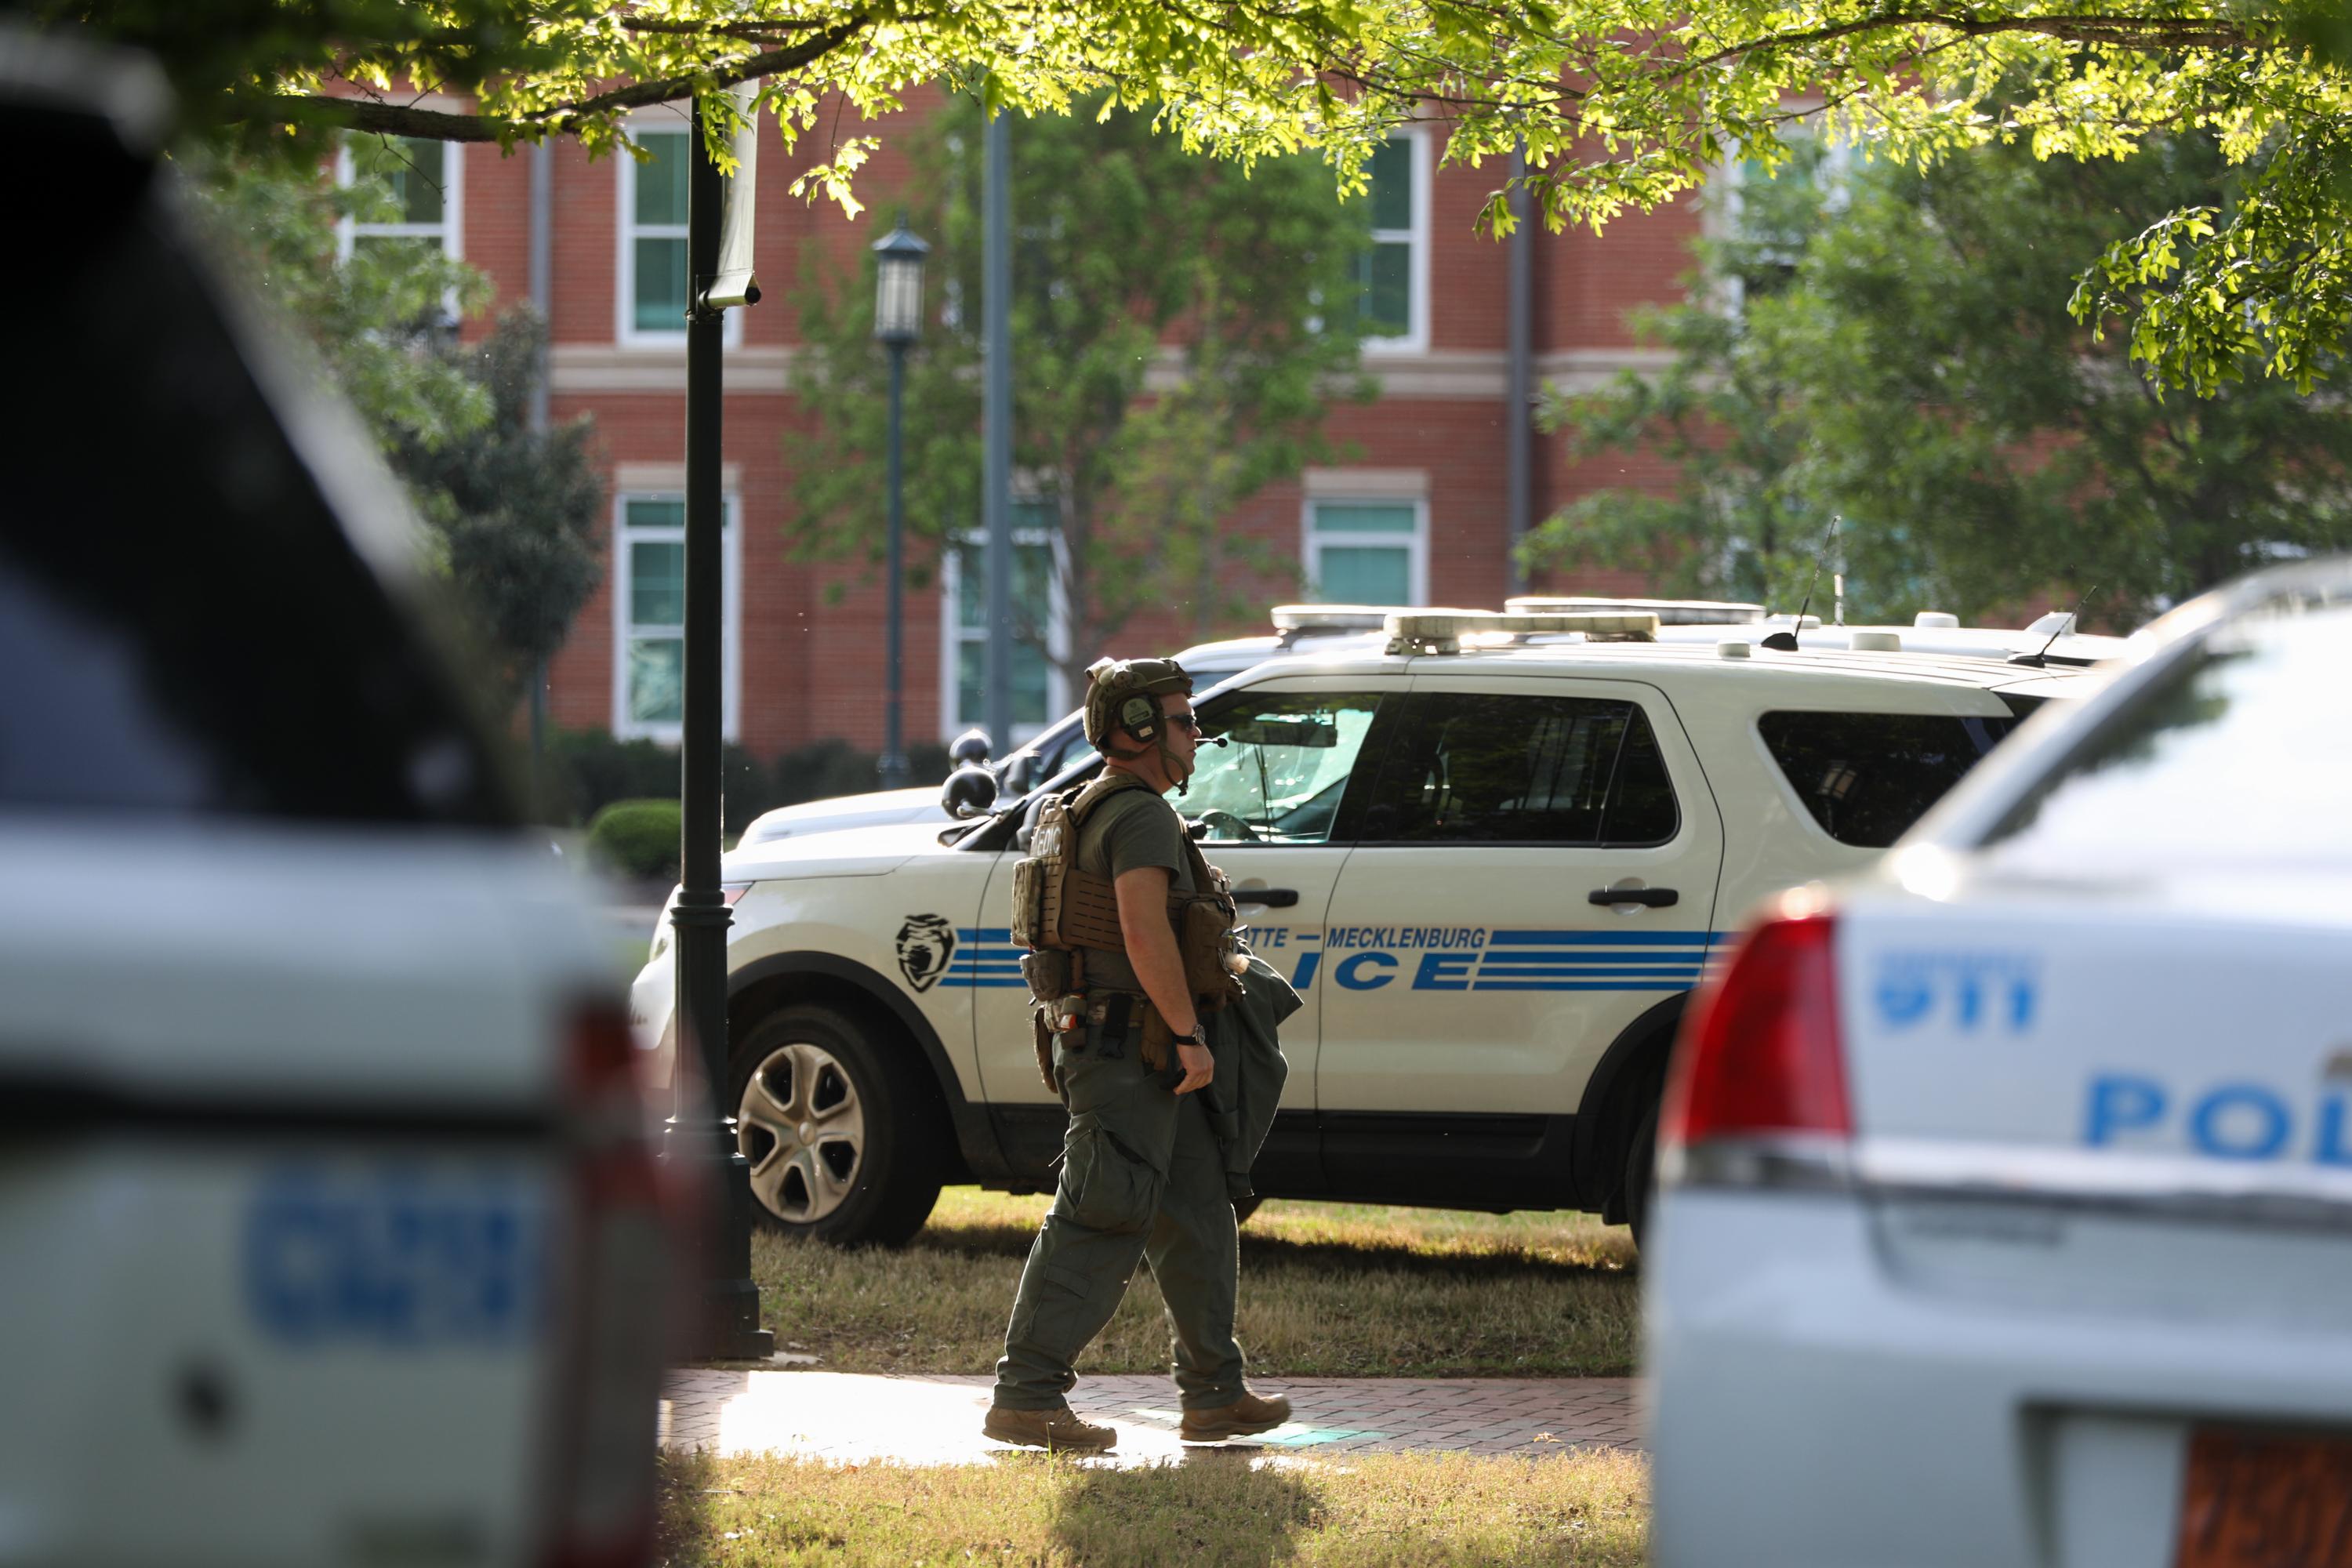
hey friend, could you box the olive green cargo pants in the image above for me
[991,1016,1246,1411]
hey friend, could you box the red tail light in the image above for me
[1662,898,1850,1151]
[539,1000,681,1568]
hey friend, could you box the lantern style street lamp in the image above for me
[873,215,930,791]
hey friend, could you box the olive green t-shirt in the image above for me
[1074,781,1196,994]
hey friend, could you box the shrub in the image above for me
[586,798,682,881]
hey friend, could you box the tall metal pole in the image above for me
[1505,142,1533,598]
[669,98,771,1363]
[527,140,554,813]
[881,342,909,788]
[982,109,1013,756]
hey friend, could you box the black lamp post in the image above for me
[872,214,928,791]
[670,96,772,1363]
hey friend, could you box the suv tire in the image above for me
[728,1002,944,1247]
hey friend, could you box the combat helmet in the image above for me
[1081,655,1196,789]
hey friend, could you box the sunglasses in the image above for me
[1166,710,1203,733]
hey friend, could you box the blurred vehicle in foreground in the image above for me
[1,34,676,1568]
[1646,557,2352,1567]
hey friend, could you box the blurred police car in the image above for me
[633,608,2101,1247]
[1646,557,2352,1568]
[731,604,1399,849]
[2,39,675,1568]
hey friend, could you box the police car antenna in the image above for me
[1761,515,1838,652]
[2012,583,2099,669]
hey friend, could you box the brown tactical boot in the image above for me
[982,1403,1119,1453]
[1180,1390,1293,1443]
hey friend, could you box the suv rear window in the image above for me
[1758,711,2020,848]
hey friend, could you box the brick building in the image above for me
[375,96,1694,758]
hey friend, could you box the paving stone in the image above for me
[657,1371,1642,1467]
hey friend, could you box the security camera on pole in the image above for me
[872,215,929,793]
[666,83,775,1363]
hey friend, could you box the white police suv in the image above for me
[1646,557,2352,1568]
[632,610,2100,1246]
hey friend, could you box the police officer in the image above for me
[982,656,1292,1452]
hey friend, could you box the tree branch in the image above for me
[1688,9,2255,70]
[235,20,869,143]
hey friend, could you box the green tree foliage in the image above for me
[780,94,1374,680]
[52,0,2352,394]
[1529,132,2352,626]
[179,140,489,453]
[183,147,604,693]
[392,313,607,702]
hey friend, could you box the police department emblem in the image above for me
[895,915,956,993]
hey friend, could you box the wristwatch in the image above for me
[1183,1024,1209,1051]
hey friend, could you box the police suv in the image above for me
[632,610,2101,1246]
[1647,558,2352,1568]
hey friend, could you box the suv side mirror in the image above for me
[942,763,1000,819]
[948,728,992,771]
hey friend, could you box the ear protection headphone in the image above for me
[1120,695,1159,739]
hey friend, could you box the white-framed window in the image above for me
[938,503,1068,744]
[1357,128,1431,354]
[1708,120,1853,313]
[616,114,744,348]
[337,134,463,263]
[612,493,741,742]
[1301,498,1429,605]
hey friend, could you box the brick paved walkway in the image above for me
[660,1368,1642,1467]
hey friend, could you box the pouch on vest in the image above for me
[1171,837,1247,1014]
[1032,1004,1058,1094]
[1177,896,1247,1013]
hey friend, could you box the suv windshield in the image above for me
[1189,692,1384,844]
[1759,710,2023,848]
[1978,603,2352,868]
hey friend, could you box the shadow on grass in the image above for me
[913,1218,1636,1285]
[1044,1449,1320,1566]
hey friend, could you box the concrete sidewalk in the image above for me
[660,1369,1642,1468]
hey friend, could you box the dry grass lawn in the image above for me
[659,1446,1649,1566]
[753,1188,1639,1379]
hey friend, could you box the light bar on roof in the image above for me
[1385,609,1661,654]
[1269,604,1410,634]
[1505,595,1767,626]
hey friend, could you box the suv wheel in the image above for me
[729,1003,943,1247]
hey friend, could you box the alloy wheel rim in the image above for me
[737,1040,866,1224]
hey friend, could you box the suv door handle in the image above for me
[1236,887,1300,908]
[1588,886,1678,908]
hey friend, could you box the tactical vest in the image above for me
[1010,773,1248,1018]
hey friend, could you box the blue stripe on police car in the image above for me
[957,927,1728,996]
